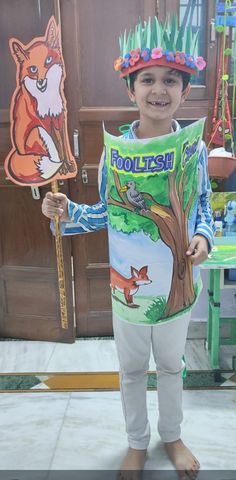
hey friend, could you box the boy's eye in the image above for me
[164,78,176,85]
[141,78,153,84]
[30,66,38,74]
[45,56,53,65]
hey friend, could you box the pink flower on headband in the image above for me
[129,48,141,66]
[196,56,206,71]
[151,47,163,59]
[175,51,186,65]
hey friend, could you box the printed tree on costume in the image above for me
[108,156,198,318]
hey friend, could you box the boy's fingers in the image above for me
[52,193,67,202]
[44,210,63,220]
[190,253,200,264]
[46,199,62,208]
[191,251,207,266]
[45,192,67,203]
[42,192,68,221]
[47,208,63,216]
[186,246,196,256]
[45,191,53,199]
[186,238,198,256]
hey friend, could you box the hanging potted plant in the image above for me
[208,0,236,179]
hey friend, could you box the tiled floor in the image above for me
[0,331,235,472]
[0,390,235,471]
[0,337,235,373]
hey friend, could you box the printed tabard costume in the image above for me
[59,17,214,448]
[61,17,214,326]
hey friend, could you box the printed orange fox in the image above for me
[5,16,77,187]
[110,265,152,306]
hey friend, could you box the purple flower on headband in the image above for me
[165,51,175,62]
[122,53,131,68]
[141,48,151,62]
[185,54,195,68]
[196,56,206,71]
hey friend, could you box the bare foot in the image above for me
[165,439,200,479]
[117,448,147,480]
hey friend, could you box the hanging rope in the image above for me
[221,0,230,147]
[232,14,236,154]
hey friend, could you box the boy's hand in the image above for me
[41,192,70,222]
[186,234,209,265]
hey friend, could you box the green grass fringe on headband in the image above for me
[119,16,200,61]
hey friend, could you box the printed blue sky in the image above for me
[108,212,200,297]
[108,227,172,296]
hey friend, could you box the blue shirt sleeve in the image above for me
[194,142,215,251]
[50,150,108,236]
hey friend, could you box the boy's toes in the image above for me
[193,456,200,468]
[178,458,200,479]
[186,462,200,479]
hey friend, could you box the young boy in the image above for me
[42,17,214,479]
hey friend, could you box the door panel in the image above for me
[61,0,158,335]
[77,0,154,107]
[0,0,75,342]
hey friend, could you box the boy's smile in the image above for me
[146,99,170,109]
[128,66,189,138]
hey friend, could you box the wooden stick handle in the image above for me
[51,180,68,329]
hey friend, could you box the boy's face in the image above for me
[127,66,189,124]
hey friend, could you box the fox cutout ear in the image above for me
[10,40,29,63]
[45,17,60,48]
[139,266,148,275]
[131,266,139,278]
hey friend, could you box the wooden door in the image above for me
[0,0,75,342]
[61,0,217,336]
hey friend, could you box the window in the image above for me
[179,0,207,85]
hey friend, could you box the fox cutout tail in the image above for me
[6,127,63,185]
[5,16,77,187]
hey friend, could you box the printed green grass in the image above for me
[111,278,203,325]
[145,296,167,323]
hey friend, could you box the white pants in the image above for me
[113,312,191,449]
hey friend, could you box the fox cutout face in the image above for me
[11,23,63,118]
[4,16,77,187]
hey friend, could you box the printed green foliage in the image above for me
[105,119,205,243]
[108,205,159,241]
[108,155,198,240]
[145,296,167,322]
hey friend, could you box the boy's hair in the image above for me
[127,69,191,93]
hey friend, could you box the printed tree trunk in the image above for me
[108,169,196,318]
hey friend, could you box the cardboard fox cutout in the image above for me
[5,16,77,187]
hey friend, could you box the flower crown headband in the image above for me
[114,16,206,79]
